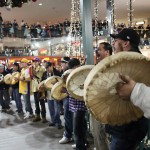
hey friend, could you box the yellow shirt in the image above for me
[19,67,32,94]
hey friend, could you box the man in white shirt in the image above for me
[116,74,150,119]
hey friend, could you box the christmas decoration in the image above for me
[0,0,37,8]
[127,0,135,27]
[94,0,99,48]
[94,0,99,37]
[66,0,82,57]
[110,0,115,32]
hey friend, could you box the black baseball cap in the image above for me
[68,58,80,69]
[61,57,70,63]
[46,62,52,68]
[13,62,19,67]
[110,28,140,47]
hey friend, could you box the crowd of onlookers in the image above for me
[0,10,150,39]
[0,47,31,57]
[0,17,71,38]
[0,19,109,38]
[114,23,150,39]
[0,19,150,39]
[1,19,71,38]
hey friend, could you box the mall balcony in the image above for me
[0,27,150,62]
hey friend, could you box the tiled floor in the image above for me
[0,97,94,150]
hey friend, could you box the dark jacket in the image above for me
[42,67,61,81]
[11,70,21,89]
[0,70,10,90]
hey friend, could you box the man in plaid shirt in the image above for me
[68,58,87,150]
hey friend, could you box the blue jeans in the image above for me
[110,135,139,150]
[63,98,73,138]
[48,100,62,126]
[12,88,22,112]
[34,92,46,117]
[23,93,33,114]
[73,111,87,150]
[0,89,10,109]
[107,117,148,150]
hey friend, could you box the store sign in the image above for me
[39,48,48,55]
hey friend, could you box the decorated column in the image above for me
[107,0,115,35]
[66,0,81,57]
[80,0,94,65]
[94,0,99,48]
[128,0,134,27]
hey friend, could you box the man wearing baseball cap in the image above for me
[0,64,11,112]
[60,57,70,63]
[105,28,148,150]
[41,61,63,128]
[59,56,73,144]
[12,62,23,114]
[110,28,141,54]
[60,57,70,73]
[32,57,47,123]
[19,58,34,119]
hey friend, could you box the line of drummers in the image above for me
[0,56,88,150]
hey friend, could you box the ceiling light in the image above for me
[136,21,145,25]
[39,3,42,6]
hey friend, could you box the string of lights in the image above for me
[66,0,76,56]
[94,0,99,48]
[109,0,116,33]
[94,0,99,37]
[66,0,82,57]
[127,0,135,27]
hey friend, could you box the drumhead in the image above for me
[11,72,20,85]
[51,81,68,101]
[66,65,94,101]
[84,52,150,125]
[4,74,12,84]
[44,76,62,90]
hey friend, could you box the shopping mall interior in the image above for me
[0,0,150,64]
[0,0,150,150]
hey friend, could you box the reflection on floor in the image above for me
[0,97,94,150]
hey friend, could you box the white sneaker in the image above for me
[59,136,72,144]
[24,112,30,119]
[72,144,76,149]
[24,112,34,119]
[72,143,87,149]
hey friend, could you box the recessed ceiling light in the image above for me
[39,3,42,6]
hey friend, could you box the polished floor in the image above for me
[0,97,94,150]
